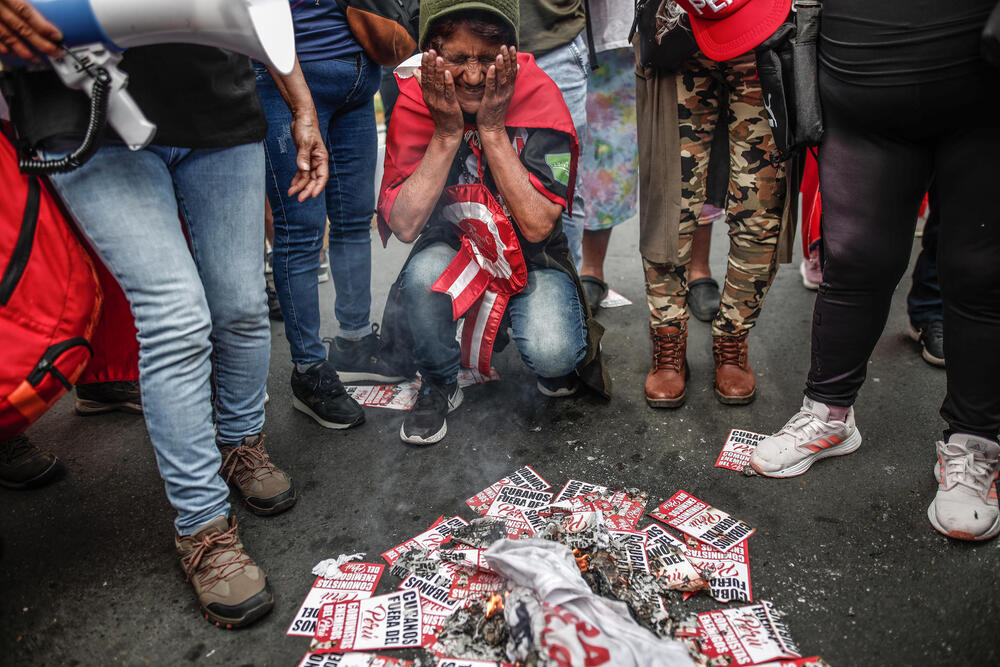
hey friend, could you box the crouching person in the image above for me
[378,0,610,445]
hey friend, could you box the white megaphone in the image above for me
[16,0,295,150]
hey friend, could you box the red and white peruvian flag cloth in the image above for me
[430,183,528,375]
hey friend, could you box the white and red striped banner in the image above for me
[431,184,527,375]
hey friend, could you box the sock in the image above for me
[826,404,850,422]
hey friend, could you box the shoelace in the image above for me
[181,521,251,591]
[0,435,34,464]
[651,330,685,373]
[939,443,997,500]
[713,336,747,366]
[778,409,830,442]
[221,438,274,485]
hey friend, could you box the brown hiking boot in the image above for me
[0,434,64,489]
[176,515,273,629]
[219,434,296,516]
[713,333,756,405]
[75,381,142,416]
[645,323,688,408]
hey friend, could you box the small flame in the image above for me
[572,548,590,572]
[485,593,504,618]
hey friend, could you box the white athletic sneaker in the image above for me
[927,434,1000,541]
[750,397,862,478]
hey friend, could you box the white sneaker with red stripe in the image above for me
[750,397,862,478]
[927,434,1000,541]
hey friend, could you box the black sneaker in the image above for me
[400,380,463,445]
[909,320,945,368]
[328,325,406,383]
[290,361,365,429]
[537,374,579,397]
[0,434,64,489]
[75,381,143,416]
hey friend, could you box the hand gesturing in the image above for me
[415,49,464,139]
[476,46,518,135]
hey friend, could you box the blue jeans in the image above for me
[257,54,381,362]
[399,243,588,383]
[47,143,268,535]
[535,31,589,268]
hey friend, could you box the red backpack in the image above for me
[0,128,102,440]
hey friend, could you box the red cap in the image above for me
[674,0,791,61]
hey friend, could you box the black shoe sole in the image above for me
[201,584,274,630]
[292,397,365,429]
[0,457,65,489]
[243,487,298,517]
[75,399,143,416]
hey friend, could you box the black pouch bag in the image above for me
[754,2,822,161]
[631,0,697,71]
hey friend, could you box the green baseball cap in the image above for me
[418,0,519,50]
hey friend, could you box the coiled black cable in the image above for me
[18,66,111,175]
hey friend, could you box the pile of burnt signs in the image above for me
[288,466,829,667]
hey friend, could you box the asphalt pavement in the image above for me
[2,216,997,666]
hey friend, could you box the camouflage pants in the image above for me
[645,53,786,337]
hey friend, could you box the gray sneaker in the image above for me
[927,434,1000,541]
[750,397,862,478]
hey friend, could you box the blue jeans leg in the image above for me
[508,268,588,378]
[47,143,268,535]
[399,243,462,384]
[259,55,381,361]
[534,31,589,268]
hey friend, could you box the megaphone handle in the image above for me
[49,45,157,151]
[104,87,157,150]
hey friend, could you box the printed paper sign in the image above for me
[344,384,418,411]
[298,652,413,667]
[313,590,423,652]
[419,597,454,646]
[684,540,752,604]
[716,429,766,472]
[759,659,827,667]
[382,516,470,565]
[399,572,463,611]
[288,563,386,636]
[464,466,550,515]
[553,479,608,503]
[641,524,706,592]
[694,602,800,666]
[448,570,505,601]
[649,490,755,552]
[485,486,553,538]
[346,369,498,411]
[484,486,553,520]
[599,289,632,308]
[435,660,515,667]
[609,530,649,574]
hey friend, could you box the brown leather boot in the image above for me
[713,333,756,405]
[645,323,688,408]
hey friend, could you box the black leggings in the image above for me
[806,68,1000,440]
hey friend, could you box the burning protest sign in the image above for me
[288,563,386,636]
[650,490,756,552]
[282,468,825,666]
[382,517,470,565]
[716,429,766,472]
